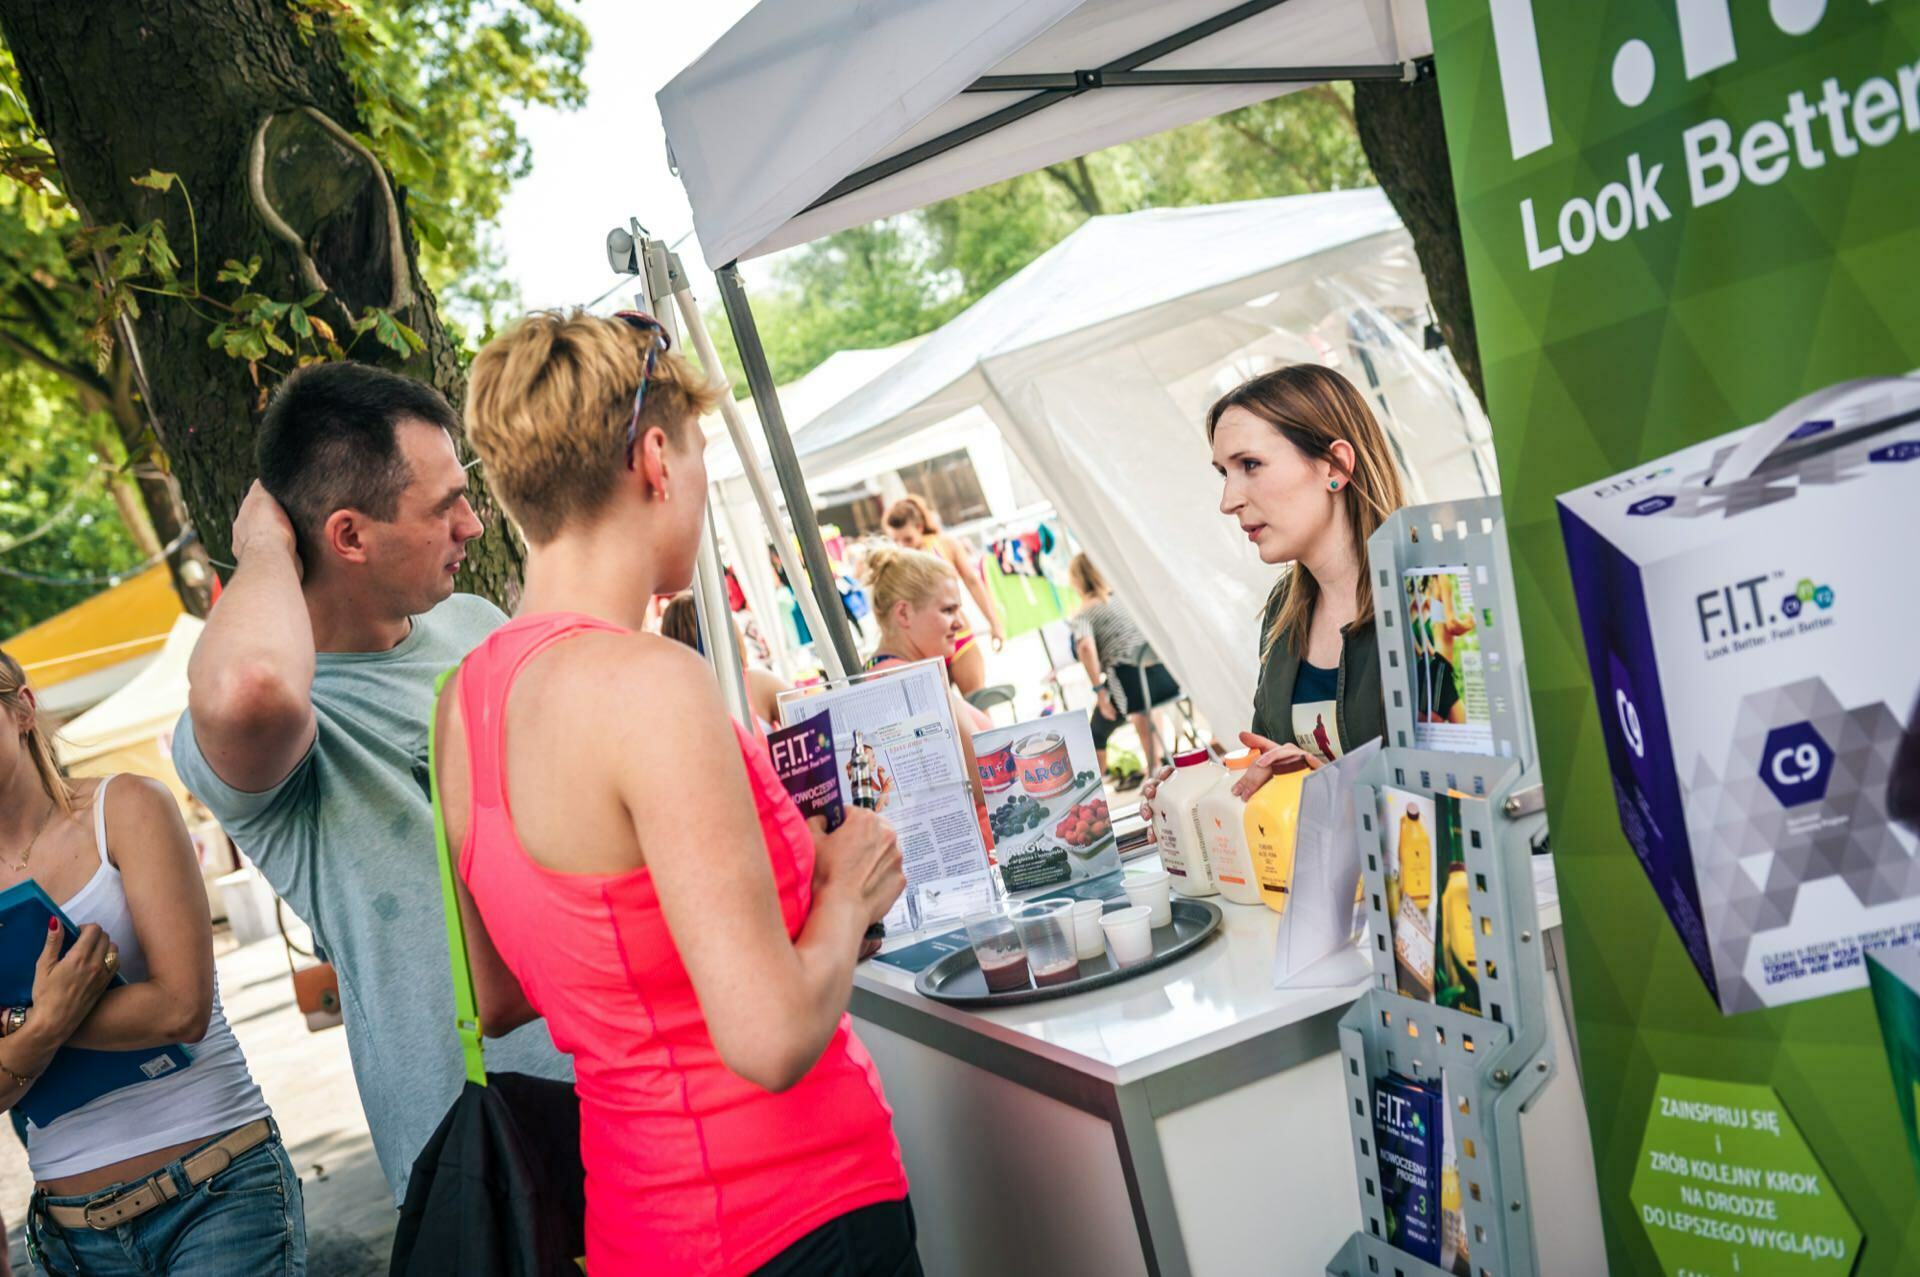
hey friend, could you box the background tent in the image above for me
[659,0,1431,269]
[2,565,185,718]
[709,190,1494,736]
[56,613,203,807]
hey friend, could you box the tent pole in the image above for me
[674,285,844,681]
[692,510,754,725]
[715,264,863,678]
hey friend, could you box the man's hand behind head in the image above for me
[233,480,303,580]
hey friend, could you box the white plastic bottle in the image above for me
[1151,748,1222,897]
[1195,753,1262,906]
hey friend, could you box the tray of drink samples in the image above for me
[913,898,1223,1008]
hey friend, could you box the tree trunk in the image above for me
[0,0,522,606]
[1353,73,1485,410]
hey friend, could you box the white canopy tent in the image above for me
[57,614,204,804]
[658,0,1440,678]
[660,0,1430,269]
[705,191,1494,735]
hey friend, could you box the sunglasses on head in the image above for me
[613,310,670,469]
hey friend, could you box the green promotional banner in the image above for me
[1428,1,1920,1272]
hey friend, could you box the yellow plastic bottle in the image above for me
[1242,756,1312,914]
[1442,865,1477,982]
[1398,804,1432,915]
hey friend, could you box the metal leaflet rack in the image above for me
[1327,497,1555,1277]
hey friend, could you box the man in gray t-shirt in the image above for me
[173,364,568,1203]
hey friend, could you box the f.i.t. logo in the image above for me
[1489,0,1840,160]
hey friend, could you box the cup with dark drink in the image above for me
[1012,900,1081,988]
[962,904,1031,993]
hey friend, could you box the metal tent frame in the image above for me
[700,0,1423,677]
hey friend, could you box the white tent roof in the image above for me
[711,189,1495,737]
[789,189,1407,474]
[707,339,924,479]
[57,615,203,767]
[659,0,1430,269]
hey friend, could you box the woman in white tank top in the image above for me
[0,649,305,1275]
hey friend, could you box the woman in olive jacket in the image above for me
[1149,364,1407,813]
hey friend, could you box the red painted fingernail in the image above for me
[48,918,60,932]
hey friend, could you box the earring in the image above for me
[1329,480,1341,491]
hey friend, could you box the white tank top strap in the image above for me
[91,773,115,868]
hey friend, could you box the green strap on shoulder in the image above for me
[429,666,487,1088]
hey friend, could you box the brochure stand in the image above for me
[1327,498,1554,1277]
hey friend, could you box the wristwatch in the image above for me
[0,1006,27,1039]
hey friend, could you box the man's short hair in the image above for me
[465,309,720,544]
[256,362,462,554]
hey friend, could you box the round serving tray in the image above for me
[913,897,1223,1008]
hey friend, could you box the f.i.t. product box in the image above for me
[1557,375,1920,1014]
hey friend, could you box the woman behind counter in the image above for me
[1149,364,1408,815]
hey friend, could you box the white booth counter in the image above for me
[851,854,1602,1277]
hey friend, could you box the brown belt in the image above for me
[43,1119,275,1231]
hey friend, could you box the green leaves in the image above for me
[216,255,261,286]
[362,306,424,357]
[129,168,178,192]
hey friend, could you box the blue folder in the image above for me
[0,880,193,1128]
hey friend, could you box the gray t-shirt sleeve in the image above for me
[170,707,322,925]
[171,708,316,829]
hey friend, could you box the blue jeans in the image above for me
[27,1129,306,1276]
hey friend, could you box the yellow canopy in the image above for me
[2,565,183,690]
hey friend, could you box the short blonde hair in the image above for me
[466,309,720,543]
[861,543,955,620]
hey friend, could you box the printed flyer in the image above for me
[1372,1073,1442,1265]
[974,712,1117,894]
[767,708,842,830]
[1403,566,1492,756]
[1379,784,1437,998]
[778,660,993,931]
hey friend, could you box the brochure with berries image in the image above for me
[974,712,1119,893]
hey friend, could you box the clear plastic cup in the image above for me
[1069,899,1108,961]
[1012,901,1081,988]
[1099,904,1155,966]
[1123,868,1174,928]
[962,905,1030,994]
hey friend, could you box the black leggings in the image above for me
[1091,662,1181,750]
[753,1198,922,1276]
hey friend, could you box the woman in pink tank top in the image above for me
[437,311,916,1276]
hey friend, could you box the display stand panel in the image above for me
[1370,497,1536,770]
[1329,497,1555,1277]
[1329,749,1552,1277]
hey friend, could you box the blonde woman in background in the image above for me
[861,544,994,736]
[1067,553,1182,777]
[859,545,995,853]
[0,650,303,1276]
[882,495,1005,696]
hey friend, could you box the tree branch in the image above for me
[0,322,111,405]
